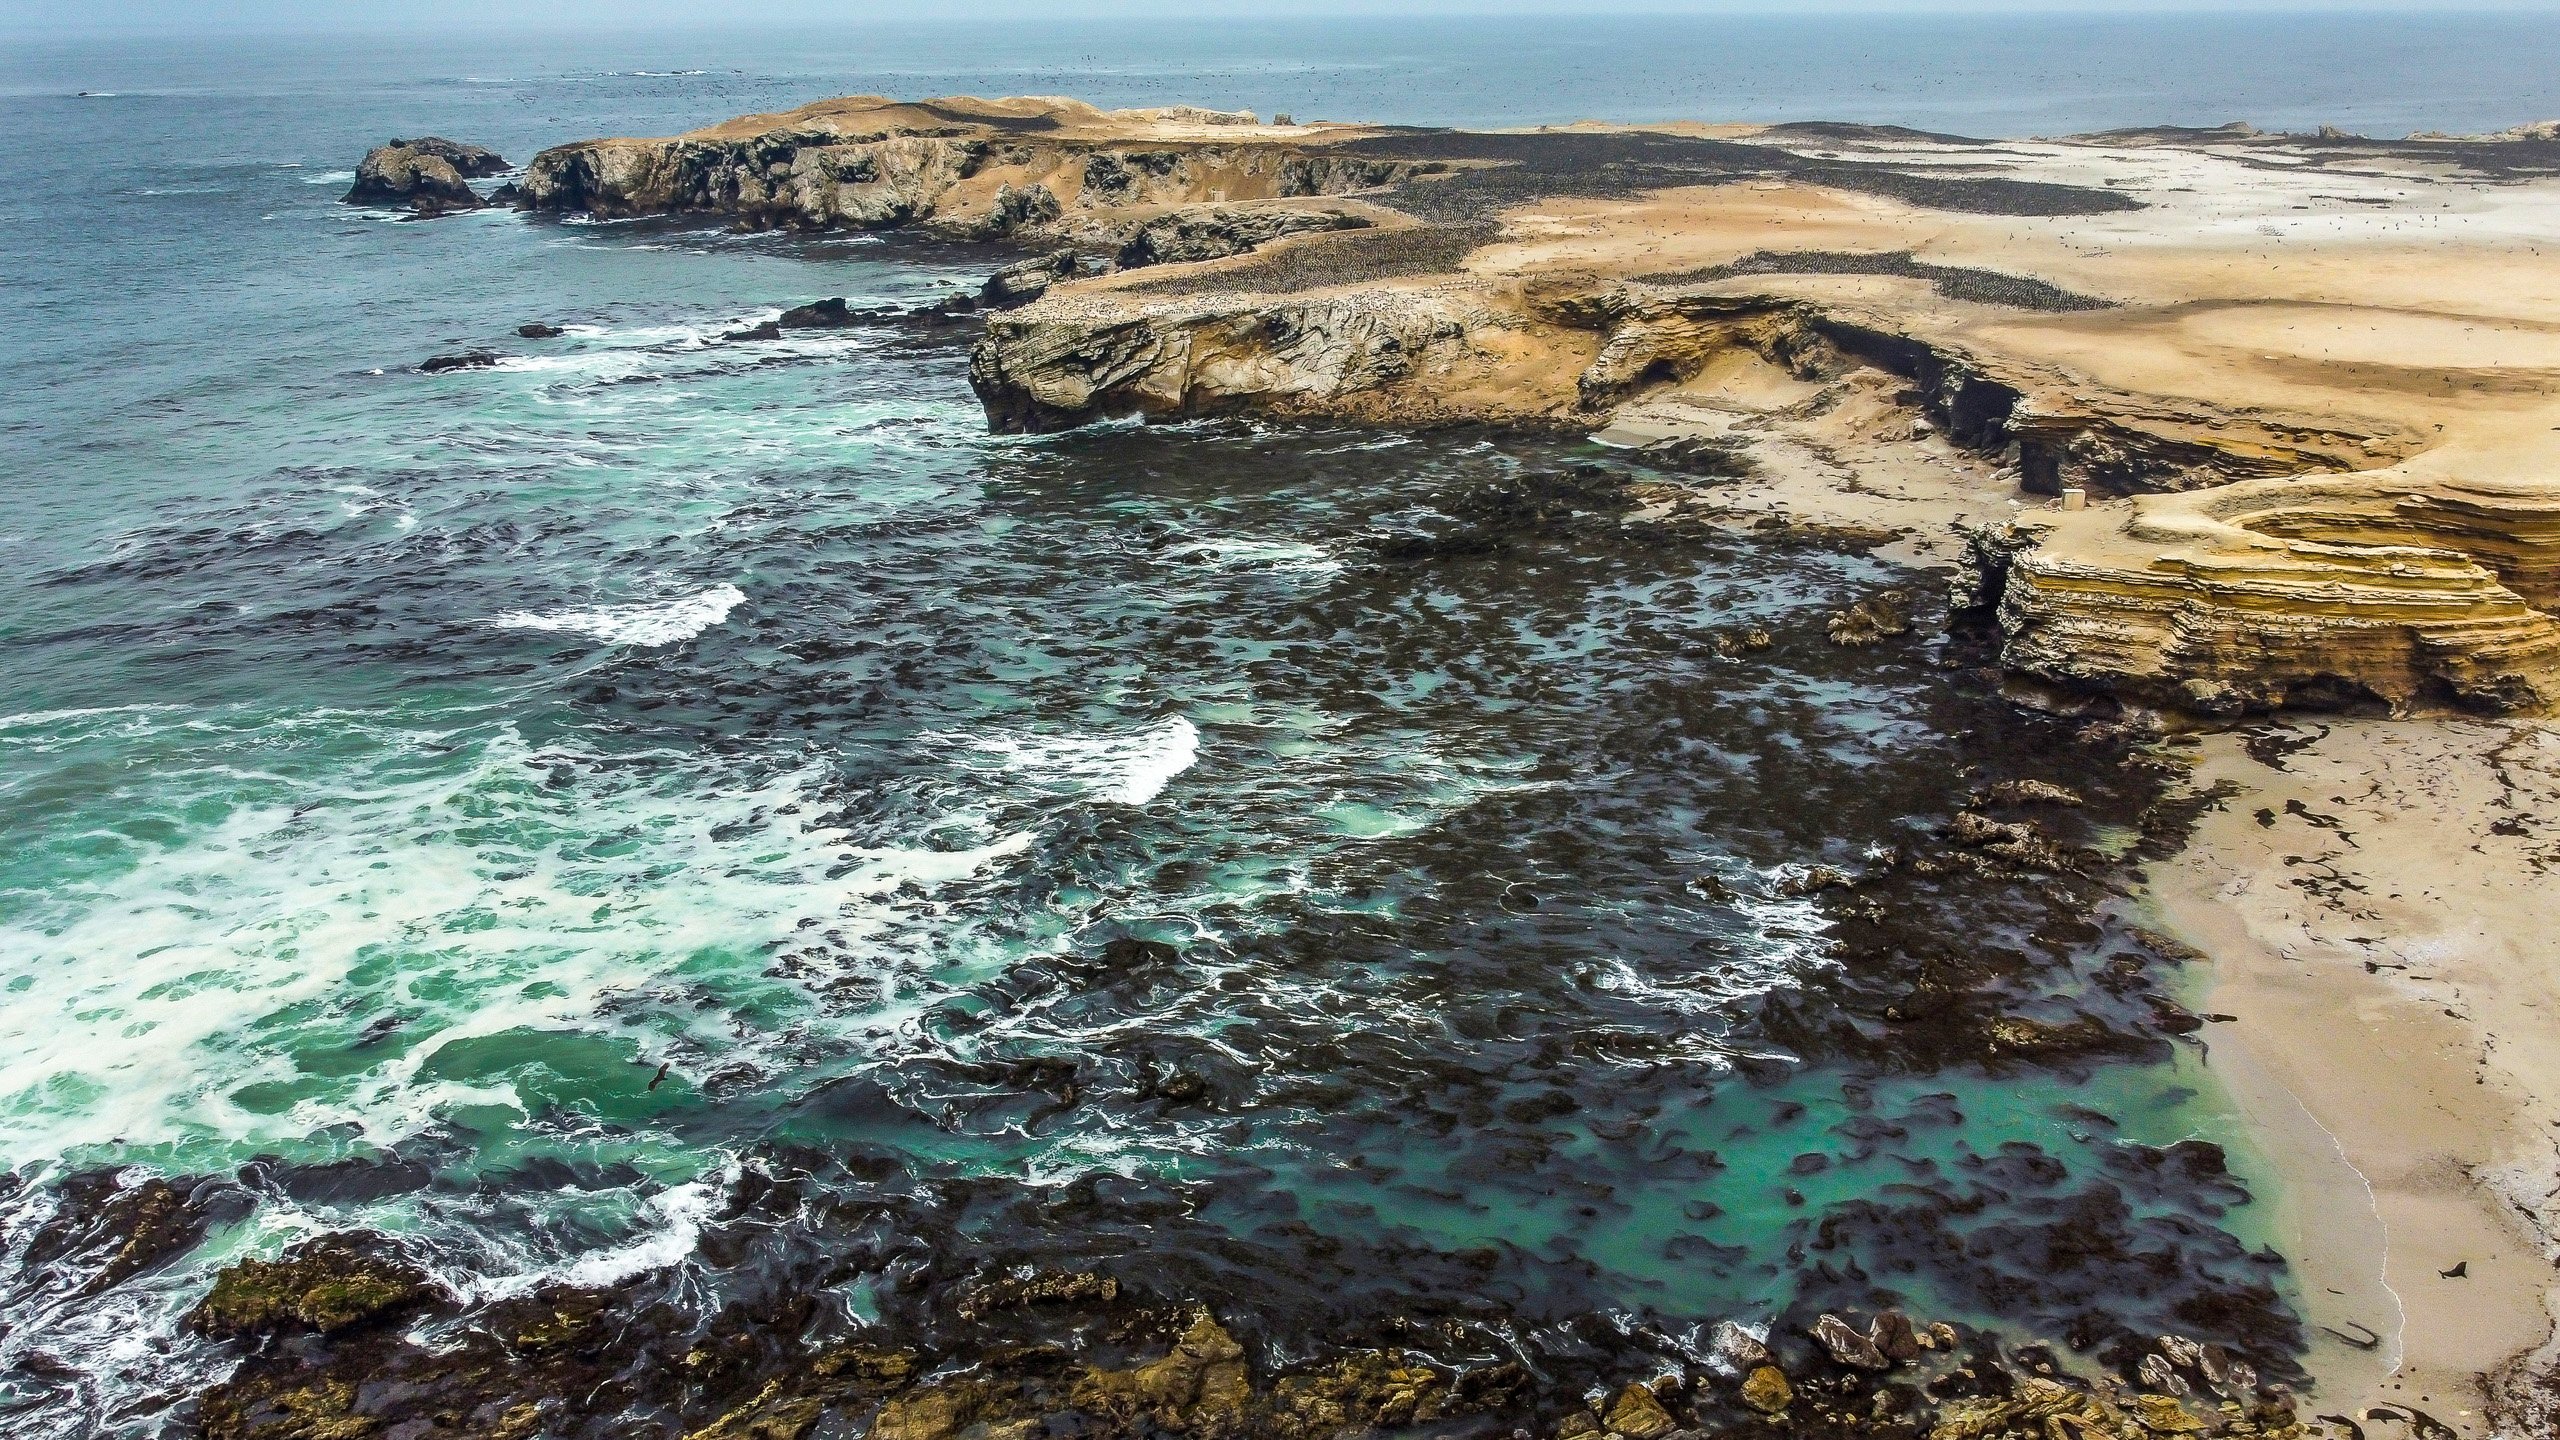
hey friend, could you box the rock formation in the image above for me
[484,91,2560,718]
[345,137,506,215]
[509,95,1437,237]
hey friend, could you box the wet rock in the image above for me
[1813,1312,1892,1370]
[954,1267,1118,1321]
[2137,1351,2190,1396]
[1773,864,1854,897]
[1265,1350,1458,1437]
[2156,1333,2205,1372]
[1739,1366,1793,1415]
[1825,588,1914,646]
[419,349,501,373]
[517,322,565,339]
[20,1170,244,1297]
[1603,1382,1676,1439]
[777,297,857,329]
[1068,1311,1251,1429]
[1708,1320,1771,1374]
[187,1233,439,1339]
[2128,1392,2211,1432]
[1943,811,2075,871]
[1869,1308,1923,1364]
[722,320,784,342]
[1980,778,2083,807]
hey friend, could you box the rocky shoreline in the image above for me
[162,89,2560,1439]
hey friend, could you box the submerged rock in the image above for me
[419,349,501,373]
[517,322,565,339]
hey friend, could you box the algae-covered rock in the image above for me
[1739,1365,1793,1415]
[1604,1382,1677,1439]
[188,1233,438,1340]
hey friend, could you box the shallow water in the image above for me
[0,21,2428,1435]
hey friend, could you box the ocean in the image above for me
[4,12,2548,1437]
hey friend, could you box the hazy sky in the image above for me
[9,0,2556,36]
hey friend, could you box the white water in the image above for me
[486,582,745,648]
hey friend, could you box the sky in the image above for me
[7,0,2556,35]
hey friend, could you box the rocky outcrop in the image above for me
[187,1233,439,1339]
[511,96,1436,236]
[970,286,1539,433]
[345,137,505,214]
[1976,474,2560,714]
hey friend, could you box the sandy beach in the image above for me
[2144,720,2560,1437]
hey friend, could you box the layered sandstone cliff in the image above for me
[511,94,1437,238]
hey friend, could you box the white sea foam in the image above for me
[487,583,744,647]
[1161,538,1342,576]
[954,715,1202,808]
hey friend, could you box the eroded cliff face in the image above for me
[1977,478,2560,715]
[969,269,2558,715]
[512,96,1437,238]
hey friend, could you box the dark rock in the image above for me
[722,320,784,342]
[19,1170,246,1297]
[1870,1309,1923,1363]
[1112,206,1370,269]
[419,350,501,373]
[778,297,856,328]
[187,1233,440,1339]
[953,1268,1118,1321]
[517,323,565,339]
[1826,589,1914,646]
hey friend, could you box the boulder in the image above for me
[1603,1383,1676,1440]
[419,350,501,373]
[1738,1366,1792,1415]
[1869,1309,1923,1364]
[778,297,856,329]
[1811,1312,1891,1370]
[517,323,565,339]
[1707,1320,1771,1373]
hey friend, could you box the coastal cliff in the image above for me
[511,95,1437,238]
[485,93,2560,718]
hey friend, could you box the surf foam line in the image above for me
[946,715,1202,808]
[486,582,743,647]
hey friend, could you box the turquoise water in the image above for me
[0,18,2448,1435]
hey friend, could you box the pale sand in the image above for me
[2143,720,2560,1437]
